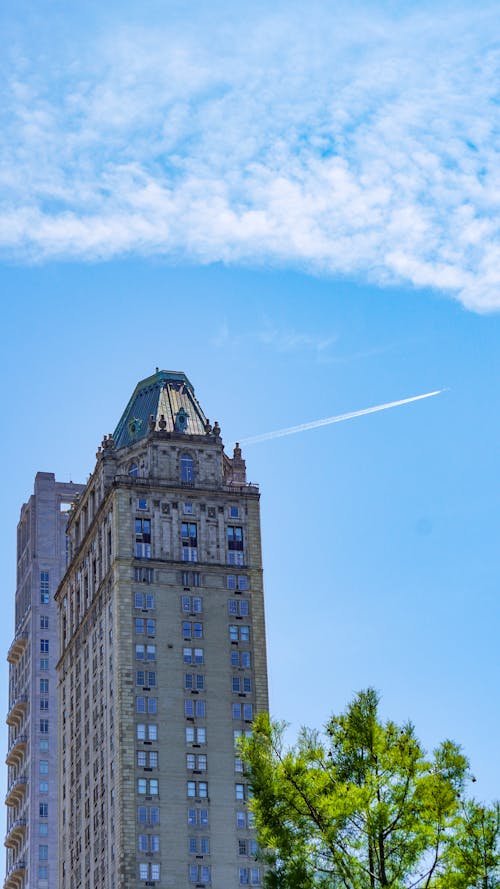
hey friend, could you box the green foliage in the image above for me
[242,689,499,889]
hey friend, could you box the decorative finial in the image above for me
[149,414,156,431]
[159,414,167,431]
[204,419,212,434]
[213,420,221,437]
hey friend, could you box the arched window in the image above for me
[129,463,138,477]
[180,455,195,483]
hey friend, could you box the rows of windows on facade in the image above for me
[6,372,268,889]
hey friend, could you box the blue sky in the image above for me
[1,0,499,800]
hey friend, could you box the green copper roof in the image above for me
[113,370,208,450]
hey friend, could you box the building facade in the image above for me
[56,370,268,888]
[5,473,84,889]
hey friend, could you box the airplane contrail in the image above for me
[239,390,445,446]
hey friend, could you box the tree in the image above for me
[242,689,499,889]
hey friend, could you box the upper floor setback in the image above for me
[64,370,256,561]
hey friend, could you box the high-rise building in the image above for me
[5,473,84,889]
[56,370,268,888]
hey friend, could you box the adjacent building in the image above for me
[5,473,84,889]
[56,370,268,888]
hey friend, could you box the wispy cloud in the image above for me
[1,3,500,311]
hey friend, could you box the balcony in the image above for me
[4,818,26,849]
[3,857,26,889]
[7,634,28,665]
[5,775,27,808]
[5,736,27,767]
[6,697,28,727]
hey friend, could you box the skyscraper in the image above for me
[56,370,268,888]
[5,473,84,889]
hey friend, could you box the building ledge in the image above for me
[3,857,26,888]
[5,776,27,807]
[6,698,28,727]
[5,736,27,767]
[4,818,26,849]
[7,635,28,665]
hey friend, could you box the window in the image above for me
[136,644,156,661]
[181,455,195,483]
[183,647,204,665]
[228,573,250,590]
[183,502,193,514]
[39,823,48,835]
[184,700,206,718]
[186,726,206,744]
[136,670,156,687]
[235,757,244,772]
[184,673,205,690]
[234,729,253,747]
[187,780,207,798]
[230,625,250,643]
[39,803,48,818]
[39,760,49,774]
[236,811,246,829]
[187,807,209,826]
[183,620,203,639]
[187,753,207,770]
[40,615,49,629]
[135,618,156,635]
[136,696,157,714]
[228,599,250,617]
[138,778,158,795]
[232,703,253,720]
[232,676,252,693]
[39,739,49,751]
[182,570,201,587]
[137,498,148,511]
[139,862,148,880]
[137,751,147,767]
[134,591,155,609]
[135,518,151,558]
[235,783,246,800]
[231,651,252,668]
[137,805,159,824]
[129,463,138,477]
[38,866,49,880]
[182,522,198,562]
[181,595,203,613]
[240,868,261,885]
[134,567,154,583]
[40,698,49,711]
[227,525,242,546]
[40,658,49,671]
[40,679,49,694]
[40,719,49,734]
[230,505,240,518]
[40,639,49,653]
[239,839,248,855]
[188,836,210,854]
[190,864,211,883]
[40,571,50,604]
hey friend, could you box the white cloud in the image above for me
[1,2,500,311]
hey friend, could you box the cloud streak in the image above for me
[240,390,444,445]
[1,3,500,311]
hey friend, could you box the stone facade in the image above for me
[5,473,84,889]
[56,372,269,888]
